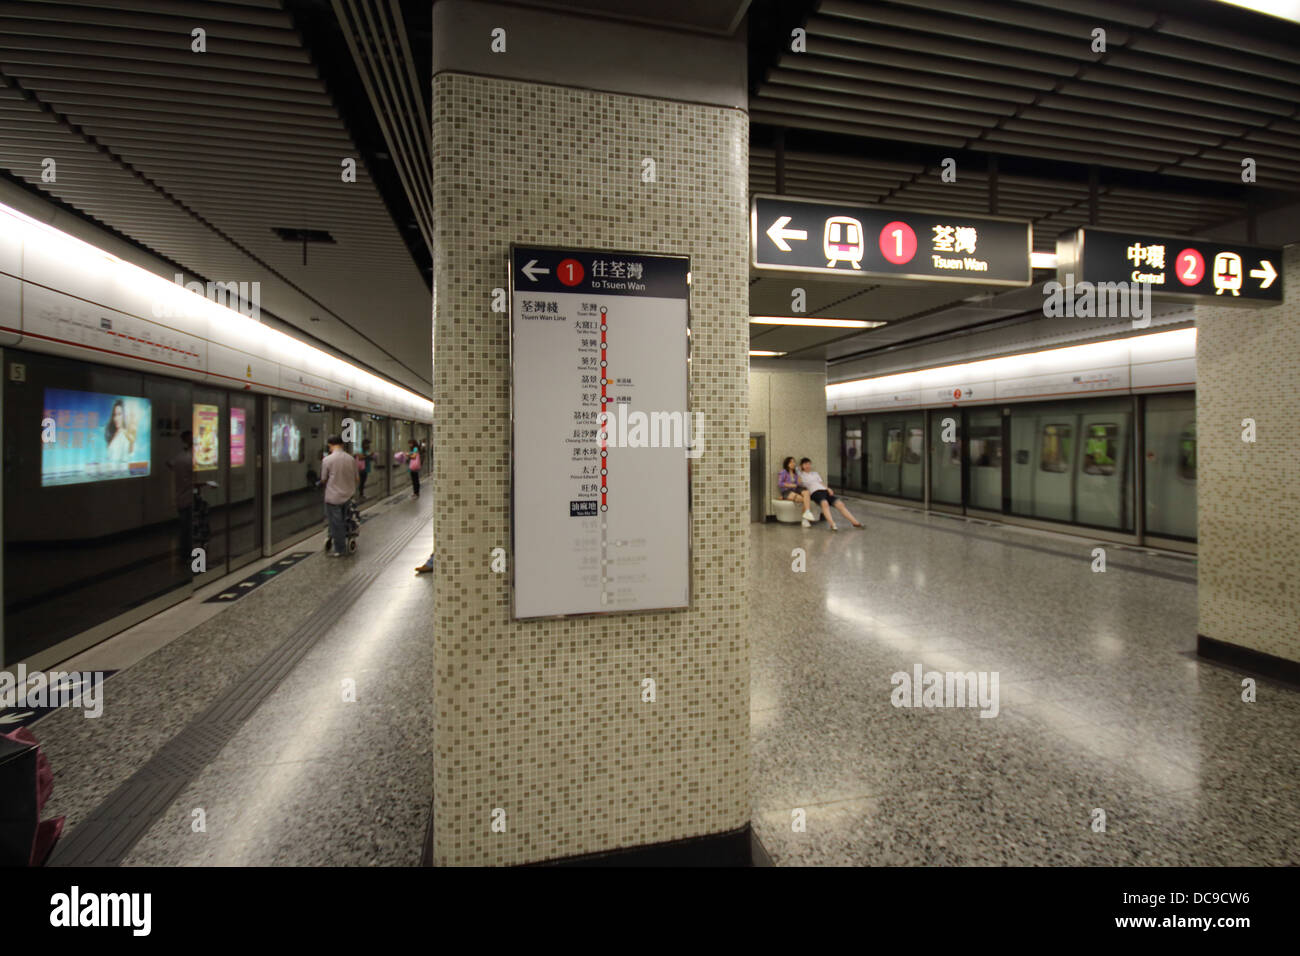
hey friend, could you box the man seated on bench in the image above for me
[799,458,863,532]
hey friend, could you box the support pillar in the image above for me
[430,0,751,865]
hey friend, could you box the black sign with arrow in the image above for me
[751,194,1033,287]
[510,246,689,298]
[1058,228,1283,304]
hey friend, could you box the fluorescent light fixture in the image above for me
[750,316,883,329]
[826,327,1196,399]
[749,350,787,357]
[1213,0,1300,24]
[0,200,434,421]
[1030,252,1057,269]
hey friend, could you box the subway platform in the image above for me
[23,486,1300,868]
[31,490,435,867]
[750,497,1300,866]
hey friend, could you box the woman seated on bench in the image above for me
[778,456,815,524]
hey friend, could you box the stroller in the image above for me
[323,498,362,554]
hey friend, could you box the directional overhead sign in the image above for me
[751,194,1033,287]
[1057,228,1283,305]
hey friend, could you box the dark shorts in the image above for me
[811,489,835,505]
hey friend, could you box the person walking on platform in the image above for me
[799,458,863,532]
[407,440,422,498]
[319,434,359,557]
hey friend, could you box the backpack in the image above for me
[0,727,65,865]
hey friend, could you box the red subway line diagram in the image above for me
[599,305,609,512]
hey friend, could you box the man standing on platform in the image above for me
[319,434,358,557]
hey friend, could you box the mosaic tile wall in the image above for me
[431,73,750,865]
[749,369,828,515]
[1196,244,1300,664]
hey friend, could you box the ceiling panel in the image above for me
[0,0,431,394]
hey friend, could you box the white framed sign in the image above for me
[509,245,692,619]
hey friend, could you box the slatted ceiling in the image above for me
[750,108,967,147]
[764,67,1025,112]
[1159,11,1299,64]
[807,16,1088,75]
[0,17,304,54]
[825,2,1098,55]
[0,0,431,394]
[756,0,1300,192]
[2,0,287,27]
[332,0,433,257]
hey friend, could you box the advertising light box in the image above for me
[271,413,302,463]
[41,388,152,487]
[193,403,219,471]
[230,408,246,467]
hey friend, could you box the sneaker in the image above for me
[327,551,343,558]
[802,509,815,522]
[829,524,838,532]
[801,519,811,528]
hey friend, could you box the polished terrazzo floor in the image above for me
[36,492,435,867]
[32,489,1299,866]
[750,498,1300,865]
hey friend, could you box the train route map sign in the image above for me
[509,245,691,619]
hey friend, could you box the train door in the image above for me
[827,416,843,488]
[901,415,924,500]
[1032,415,1077,522]
[928,409,962,509]
[1009,410,1038,515]
[191,386,229,583]
[880,418,904,497]
[966,408,1002,511]
[1076,412,1130,529]
[843,417,863,492]
[1143,393,1197,540]
[226,392,262,572]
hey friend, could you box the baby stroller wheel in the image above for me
[347,537,357,554]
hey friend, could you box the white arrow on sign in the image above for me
[521,259,549,282]
[1249,259,1277,289]
[765,216,808,252]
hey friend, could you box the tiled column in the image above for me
[430,5,750,865]
[1196,244,1300,675]
[749,362,829,516]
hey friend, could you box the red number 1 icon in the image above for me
[558,258,584,287]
